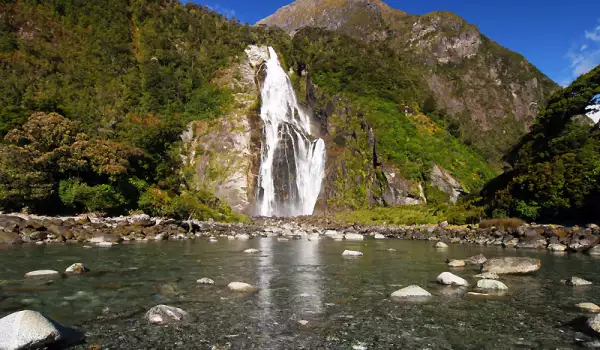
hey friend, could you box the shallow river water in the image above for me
[1,238,599,349]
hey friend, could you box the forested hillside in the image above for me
[482,66,600,222]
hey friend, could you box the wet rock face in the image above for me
[481,257,541,275]
[429,164,463,203]
[381,165,425,206]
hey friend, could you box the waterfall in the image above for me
[255,47,326,217]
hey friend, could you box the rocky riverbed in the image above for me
[1,214,599,255]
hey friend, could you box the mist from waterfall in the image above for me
[255,47,326,217]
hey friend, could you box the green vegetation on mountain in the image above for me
[482,66,600,222]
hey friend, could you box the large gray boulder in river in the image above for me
[0,310,83,349]
[481,257,541,274]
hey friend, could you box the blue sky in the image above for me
[191,0,600,86]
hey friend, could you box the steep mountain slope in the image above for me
[258,0,559,164]
[482,65,600,222]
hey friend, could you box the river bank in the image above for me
[1,213,599,255]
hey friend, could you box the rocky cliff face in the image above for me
[258,0,559,162]
[181,46,268,214]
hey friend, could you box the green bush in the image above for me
[59,180,126,213]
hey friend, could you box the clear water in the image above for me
[256,47,326,217]
[1,239,599,349]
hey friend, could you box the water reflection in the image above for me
[291,238,323,318]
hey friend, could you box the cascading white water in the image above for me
[256,47,326,217]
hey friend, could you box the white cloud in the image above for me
[564,20,600,83]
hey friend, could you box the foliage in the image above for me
[59,179,127,213]
[482,65,600,222]
[478,218,525,230]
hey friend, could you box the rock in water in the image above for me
[0,310,83,349]
[24,270,60,279]
[566,276,593,286]
[576,303,600,313]
[474,272,500,280]
[145,305,188,324]
[447,259,465,267]
[548,243,567,252]
[588,246,600,255]
[436,272,469,286]
[464,254,487,265]
[373,233,386,240]
[390,285,432,299]
[244,248,260,253]
[481,257,541,274]
[342,250,363,257]
[65,263,89,275]
[435,242,448,249]
[345,233,364,241]
[477,279,508,290]
[227,282,257,292]
[588,314,600,335]
[197,278,215,285]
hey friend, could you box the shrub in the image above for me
[59,179,126,213]
[479,218,525,230]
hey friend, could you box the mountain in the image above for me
[258,0,559,164]
[481,65,600,222]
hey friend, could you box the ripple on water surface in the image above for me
[1,239,599,349]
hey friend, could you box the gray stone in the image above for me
[477,279,508,290]
[588,246,600,255]
[436,272,469,287]
[227,281,257,292]
[576,303,600,313]
[430,164,463,203]
[390,285,432,298]
[548,243,567,252]
[481,257,541,275]
[464,254,487,265]
[344,233,364,241]
[145,305,188,324]
[24,270,60,279]
[373,233,386,240]
[566,276,593,286]
[244,248,260,253]
[342,250,363,257]
[65,263,89,275]
[236,234,250,241]
[447,259,465,267]
[515,238,547,249]
[474,272,500,280]
[569,234,599,252]
[435,241,448,249]
[0,310,83,349]
[588,314,600,335]
[197,278,215,285]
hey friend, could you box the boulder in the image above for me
[227,282,257,292]
[588,314,600,336]
[515,237,547,249]
[145,305,188,324]
[373,233,386,240]
[566,276,593,286]
[345,233,364,241]
[390,285,432,298]
[0,310,83,349]
[476,279,508,290]
[197,278,215,285]
[24,270,60,279]
[342,250,363,257]
[548,243,567,252]
[464,254,487,265]
[435,242,448,249]
[569,234,599,252]
[0,232,23,244]
[474,272,500,280]
[65,263,89,275]
[588,245,600,255]
[244,248,260,253]
[481,257,541,275]
[576,303,600,313]
[436,272,469,287]
[447,259,465,267]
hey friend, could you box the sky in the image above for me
[191,0,600,87]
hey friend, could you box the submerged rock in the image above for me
[436,272,469,286]
[0,310,83,349]
[481,257,541,275]
[477,279,508,290]
[566,276,593,286]
[474,272,500,280]
[342,250,363,257]
[227,282,257,292]
[197,278,215,285]
[576,303,600,313]
[390,285,432,298]
[65,263,90,275]
[145,305,188,324]
[24,270,60,279]
[447,259,465,267]
[464,254,487,265]
[435,242,448,249]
